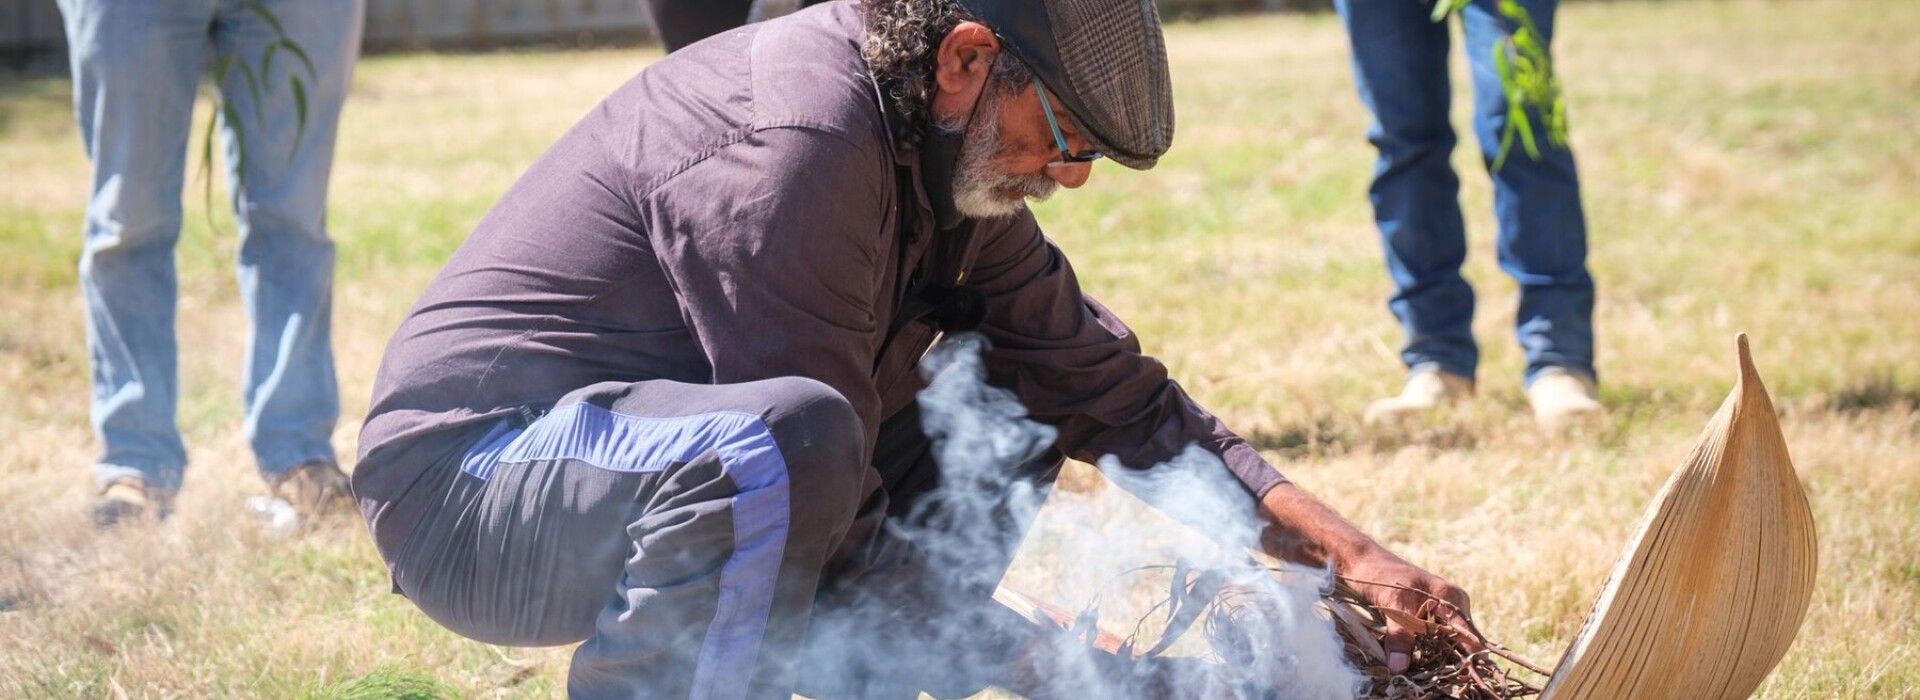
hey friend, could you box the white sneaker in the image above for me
[1529,367,1605,430]
[1364,366,1475,424]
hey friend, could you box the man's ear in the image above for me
[933,21,999,99]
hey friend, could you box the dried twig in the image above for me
[1317,579,1542,699]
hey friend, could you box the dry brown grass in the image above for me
[3,0,1918,697]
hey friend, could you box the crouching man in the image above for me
[353,0,1473,696]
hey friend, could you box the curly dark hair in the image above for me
[862,0,1030,145]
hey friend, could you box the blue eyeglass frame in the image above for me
[1028,71,1104,166]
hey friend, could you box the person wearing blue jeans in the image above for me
[56,0,366,525]
[1334,0,1603,428]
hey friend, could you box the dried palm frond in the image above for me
[1540,333,1818,699]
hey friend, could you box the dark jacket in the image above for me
[354,3,1287,561]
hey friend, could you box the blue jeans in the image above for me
[56,0,365,492]
[1335,0,1596,386]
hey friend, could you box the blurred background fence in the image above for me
[5,0,1660,69]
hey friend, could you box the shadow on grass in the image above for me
[1244,416,1351,460]
[1827,370,1920,415]
[1244,414,1486,460]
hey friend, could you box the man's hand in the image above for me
[1337,547,1479,673]
[1256,482,1478,674]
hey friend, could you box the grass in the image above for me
[3,0,1917,696]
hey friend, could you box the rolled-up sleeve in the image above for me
[640,125,892,445]
[967,212,1287,498]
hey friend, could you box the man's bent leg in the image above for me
[394,377,868,700]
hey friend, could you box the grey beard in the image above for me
[937,88,1059,220]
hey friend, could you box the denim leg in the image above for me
[1461,0,1597,385]
[208,0,364,475]
[1335,0,1480,380]
[57,0,220,492]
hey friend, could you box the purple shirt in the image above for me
[355,3,1286,552]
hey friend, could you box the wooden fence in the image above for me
[0,0,62,67]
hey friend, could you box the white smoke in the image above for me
[901,333,1363,699]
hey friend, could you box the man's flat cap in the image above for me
[959,0,1175,170]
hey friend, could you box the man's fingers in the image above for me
[1376,597,1420,674]
[1337,562,1480,676]
[1380,614,1413,674]
[1440,582,1472,620]
[1430,583,1486,649]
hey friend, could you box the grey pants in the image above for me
[388,378,1058,699]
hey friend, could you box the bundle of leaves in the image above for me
[1430,0,1570,170]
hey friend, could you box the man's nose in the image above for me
[1045,161,1092,188]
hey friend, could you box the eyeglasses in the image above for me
[1028,73,1104,168]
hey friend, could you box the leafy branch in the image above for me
[198,1,316,229]
[1431,0,1570,170]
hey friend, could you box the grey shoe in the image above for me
[91,476,175,528]
[268,460,354,519]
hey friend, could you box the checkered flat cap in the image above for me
[959,0,1175,170]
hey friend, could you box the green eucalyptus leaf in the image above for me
[237,58,265,124]
[262,43,279,90]
[289,76,309,161]
[1493,122,1515,172]
[246,0,289,38]
[1513,102,1540,160]
[222,99,248,180]
[1478,0,1570,172]
[1430,0,1469,23]
[200,104,221,233]
[280,38,318,82]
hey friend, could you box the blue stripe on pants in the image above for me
[465,402,792,700]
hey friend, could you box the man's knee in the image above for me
[754,376,867,522]
[757,377,863,475]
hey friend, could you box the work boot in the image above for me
[1529,367,1605,430]
[268,460,353,519]
[90,476,175,528]
[1363,365,1475,424]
